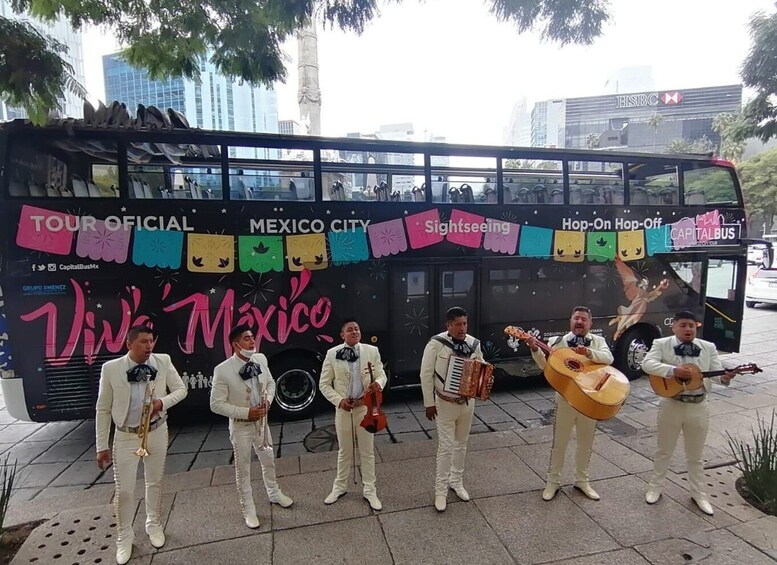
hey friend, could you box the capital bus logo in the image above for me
[661,91,683,105]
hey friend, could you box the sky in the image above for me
[82,0,775,145]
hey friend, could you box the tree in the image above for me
[647,112,663,150]
[2,0,611,122]
[738,147,777,234]
[712,112,746,163]
[739,6,777,142]
[585,132,600,150]
[665,137,714,155]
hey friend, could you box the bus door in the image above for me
[389,264,479,378]
[703,255,747,352]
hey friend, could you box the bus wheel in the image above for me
[746,301,757,308]
[615,328,654,381]
[270,357,320,420]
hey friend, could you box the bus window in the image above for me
[568,161,624,205]
[322,148,424,202]
[431,156,496,204]
[628,162,679,206]
[227,145,314,201]
[683,164,739,205]
[502,160,563,205]
[8,138,118,198]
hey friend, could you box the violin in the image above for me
[360,362,387,434]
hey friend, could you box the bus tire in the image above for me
[746,301,757,308]
[614,327,655,381]
[270,354,322,421]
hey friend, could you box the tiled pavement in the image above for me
[3,303,777,563]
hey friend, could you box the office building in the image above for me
[531,100,564,147]
[0,0,85,120]
[563,84,742,151]
[279,120,302,136]
[505,97,532,147]
[531,84,742,153]
[103,53,279,160]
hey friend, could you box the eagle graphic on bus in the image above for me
[609,257,670,340]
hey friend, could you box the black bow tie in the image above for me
[336,346,359,362]
[239,361,262,381]
[450,337,473,357]
[674,342,701,357]
[127,364,157,383]
[567,336,592,348]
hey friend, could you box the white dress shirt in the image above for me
[125,356,157,427]
[346,344,364,400]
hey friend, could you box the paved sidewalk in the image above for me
[4,305,777,563]
[6,358,777,560]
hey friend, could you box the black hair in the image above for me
[229,324,253,344]
[446,306,467,321]
[127,325,155,342]
[341,318,359,331]
[673,310,697,322]
[572,306,592,316]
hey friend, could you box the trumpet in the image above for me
[257,385,273,452]
[135,381,156,457]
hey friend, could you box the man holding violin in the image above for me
[641,310,735,516]
[526,306,612,502]
[319,318,387,511]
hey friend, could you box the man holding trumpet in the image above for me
[210,324,293,529]
[95,325,187,565]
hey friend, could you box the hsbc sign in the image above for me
[614,91,685,108]
[615,93,659,108]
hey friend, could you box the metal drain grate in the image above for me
[303,425,338,453]
[13,506,117,564]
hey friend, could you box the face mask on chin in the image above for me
[240,348,256,359]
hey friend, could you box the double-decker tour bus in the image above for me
[0,112,749,422]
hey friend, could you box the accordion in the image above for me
[443,356,495,400]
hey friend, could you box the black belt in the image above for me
[116,415,167,434]
[674,394,706,404]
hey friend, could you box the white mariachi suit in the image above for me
[210,353,284,520]
[319,342,387,497]
[531,332,613,487]
[641,336,728,500]
[95,353,187,547]
[420,333,484,497]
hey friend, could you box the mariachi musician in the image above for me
[526,306,612,502]
[420,306,484,513]
[95,325,187,565]
[319,318,387,511]
[641,310,735,516]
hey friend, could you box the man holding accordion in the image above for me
[421,306,489,513]
[95,325,187,565]
[210,324,293,530]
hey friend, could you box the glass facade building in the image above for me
[103,53,279,159]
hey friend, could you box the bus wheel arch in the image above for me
[268,349,323,420]
[614,324,660,381]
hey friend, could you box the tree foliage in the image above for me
[738,147,777,234]
[1,0,610,122]
[712,112,747,163]
[0,16,86,122]
[664,137,714,155]
[739,7,777,142]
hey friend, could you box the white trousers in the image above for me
[112,422,168,545]
[332,405,377,496]
[434,397,475,497]
[547,393,597,486]
[649,397,709,498]
[230,420,281,518]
